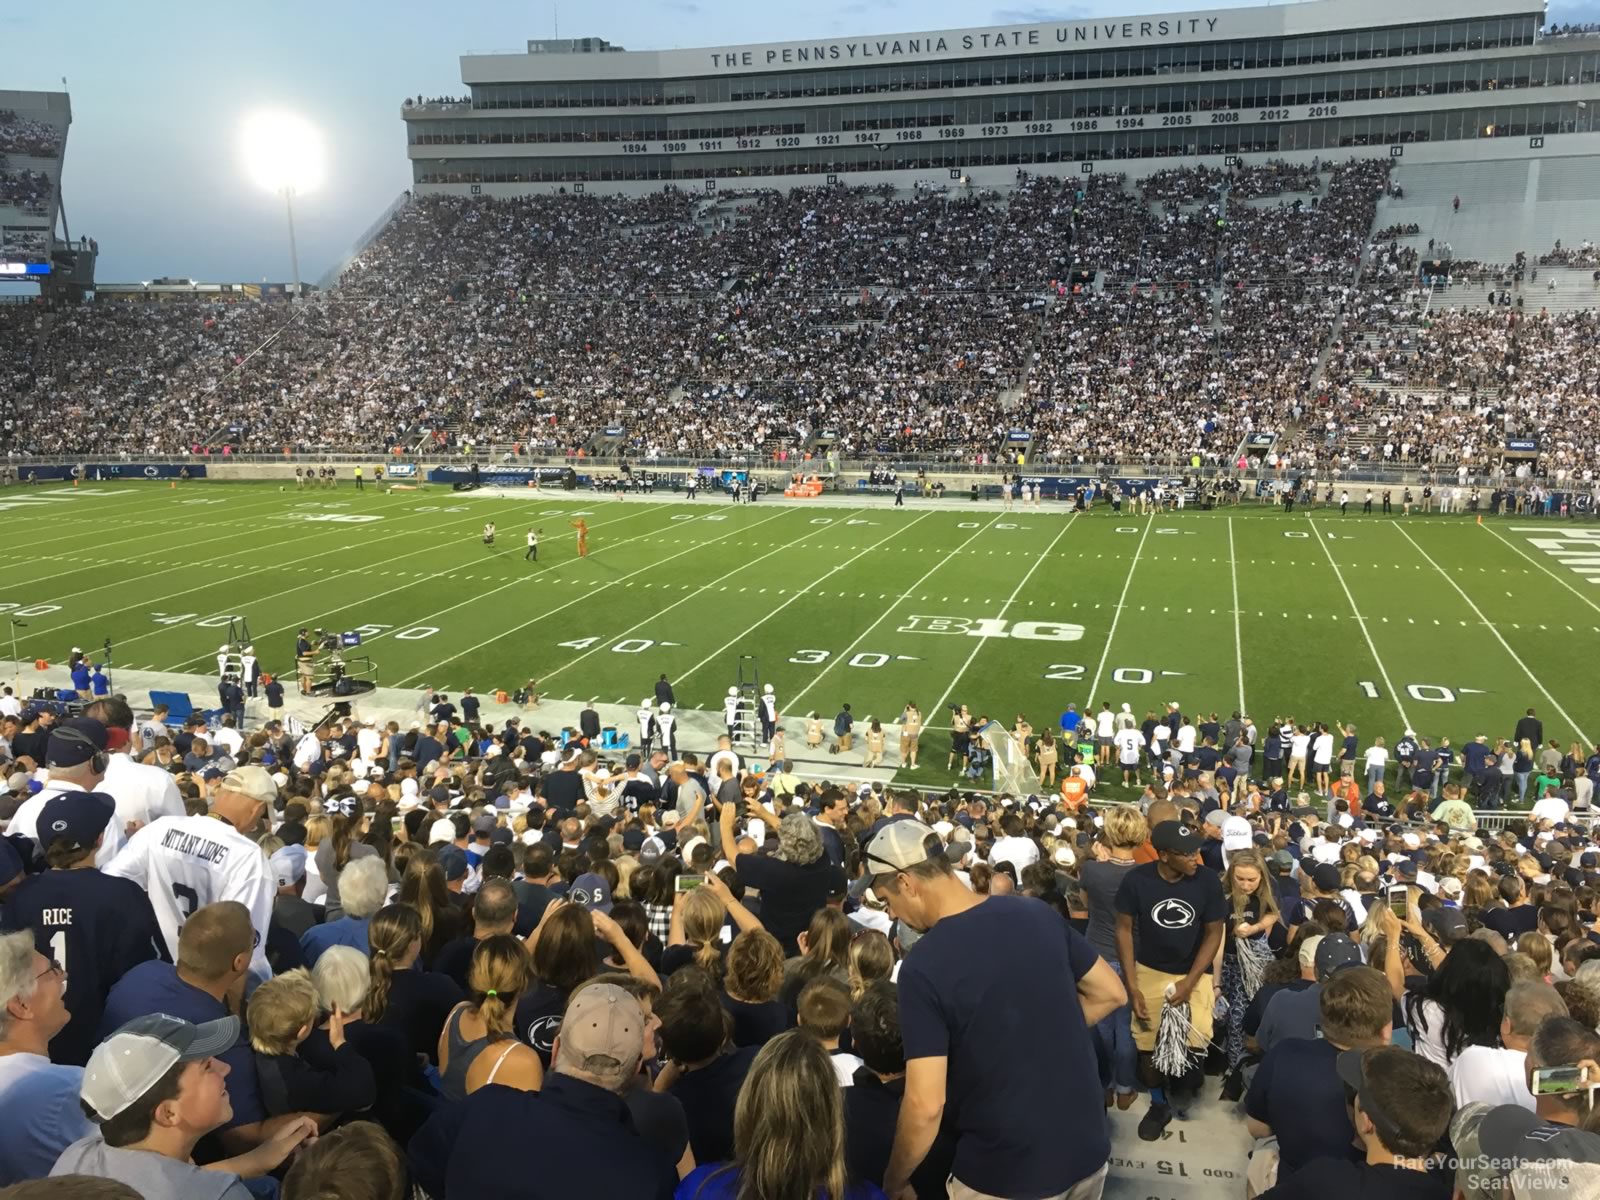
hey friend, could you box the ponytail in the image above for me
[365,904,422,1025]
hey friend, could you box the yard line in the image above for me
[392,508,796,686]
[1087,515,1153,704]
[24,492,620,642]
[787,513,997,711]
[932,515,1078,714]
[683,512,938,697]
[158,505,679,669]
[1478,522,1600,618]
[1308,517,1412,732]
[1227,517,1246,713]
[535,508,869,688]
[1394,525,1590,744]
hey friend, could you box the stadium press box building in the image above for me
[403,0,1600,194]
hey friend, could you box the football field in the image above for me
[7,480,1598,793]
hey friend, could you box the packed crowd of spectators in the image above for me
[3,683,1600,1198]
[0,110,63,159]
[1,154,1595,475]
[0,168,53,213]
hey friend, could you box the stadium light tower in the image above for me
[240,111,324,298]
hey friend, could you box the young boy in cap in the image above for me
[1115,819,1228,1140]
[52,1013,315,1198]
[2,791,164,1066]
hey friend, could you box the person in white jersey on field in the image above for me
[636,699,657,757]
[723,688,741,743]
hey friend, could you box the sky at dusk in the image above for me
[4,0,1598,287]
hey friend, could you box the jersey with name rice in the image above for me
[1,869,166,1066]
[104,814,275,983]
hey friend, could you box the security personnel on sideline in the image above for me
[354,465,363,490]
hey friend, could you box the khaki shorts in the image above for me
[1130,968,1215,1052]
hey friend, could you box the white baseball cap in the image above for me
[83,1014,241,1120]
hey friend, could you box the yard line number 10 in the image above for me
[1358,680,1462,703]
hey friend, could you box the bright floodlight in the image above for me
[240,111,324,194]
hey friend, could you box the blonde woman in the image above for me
[1078,804,1147,1109]
[899,702,922,769]
[847,930,893,1000]
[302,814,332,906]
[1011,713,1033,762]
[437,934,542,1100]
[677,1030,865,1200]
[1215,849,1280,1096]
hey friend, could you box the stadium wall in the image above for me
[411,133,1600,199]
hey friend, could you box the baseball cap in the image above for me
[1268,849,1295,872]
[1333,1048,1420,1153]
[1315,932,1363,980]
[201,767,224,783]
[220,766,277,805]
[863,820,943,884]
[1478,1102,1600,1168]
[569,872,613,914]
[437,847,469,882]
[472,813,499,836]
[1297,934,1325,970]
[428,784,452,808]
[44,717,108,768]
[1203,810,1227,831]
[37,791,116,854]
[269,844,308,888]
[555,983,644,1088]
[1151,820,1203,856]
[82,1013,241,1120]
[1308,862,1342,892]
[1221,816,1253,852]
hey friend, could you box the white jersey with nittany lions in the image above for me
[637,706,656,742]
[105,812,275,983]
[723,695,741,725]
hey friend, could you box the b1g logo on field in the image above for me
[897,615,1085,642]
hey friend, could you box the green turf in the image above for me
[8,481,1598,793]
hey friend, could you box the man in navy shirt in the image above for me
[432,983,676,1199]
[869,820,1125,1199]
[1115,821,1228,1139]
[459,688,481,724]
[1246,966,1394,1183]
[99,901,303,1157]
[1,791,164,1066]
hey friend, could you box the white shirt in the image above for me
[7,780,128,868]
[293,733,323,771]
[210,727,244,758]
[1095,711,1115,738]
[1450,1045,1534,1110]
[707,749,740,781]
[990,835,1040,874]
[1290,733,1310,758]
[1531,795,1571,824]
[1364,746,1389,771]
[1575,777,1594,810]
[830,1052,864,1088]
[99,753,185,834]
[0,695,20,718]
[1072,762,1097,790]
[105,813,274,983]
[1312,733,1335,765]
[1176,724,1197,753]
[356,727,381,760]
[1115,728,1145,764]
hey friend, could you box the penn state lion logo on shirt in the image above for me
[1150,898,1196,929]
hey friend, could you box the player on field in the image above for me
[104,766,279,985]
[483,521,496,547]
[571,518,589,557]
[1,791,165,1066]
[525,527,540,561]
